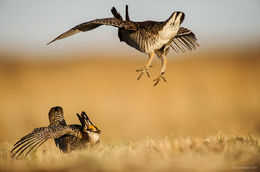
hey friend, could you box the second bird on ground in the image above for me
[11,106,101,159]
[47,5,199,86]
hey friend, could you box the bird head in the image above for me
[81,112,101,134]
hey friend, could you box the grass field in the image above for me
[1,134,259,172]
[0,48,260,171]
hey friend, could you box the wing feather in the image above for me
[170,44,179,53]
[25,139,47,156]
[172,39,186,53]
[171,27,199,52]
[182,36,196,49]
[177,37,192,51]
[11,125,75,159]
[16,139,43,159]
[47,18,124,45]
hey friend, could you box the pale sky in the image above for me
[0,0,260,56]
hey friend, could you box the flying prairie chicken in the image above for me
[11,106,101,159]
[47,5,199,86]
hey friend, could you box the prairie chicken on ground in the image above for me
[47,5,199,86]
[11,106,101,159]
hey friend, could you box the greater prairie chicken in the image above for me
[11,106,101,159]
[47,5,199,86]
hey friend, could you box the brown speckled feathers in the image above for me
[11,107,101,159]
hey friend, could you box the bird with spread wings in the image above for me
[11,106,101,159]
[47,5,199,86]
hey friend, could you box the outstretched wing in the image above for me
[47,18,128,45]
[171,27,200,53]
[11,125,75,159]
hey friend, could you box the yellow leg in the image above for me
[160,55,167,75]
[136,52,155,80]
[153,55,167,86]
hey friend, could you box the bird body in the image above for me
[11,106,101,159]
[47,5,199,86]
[118,21,165,54]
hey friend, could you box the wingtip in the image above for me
[46,39,55,45]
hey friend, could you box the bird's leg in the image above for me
[153,55,167,86]
[136,52,155,80]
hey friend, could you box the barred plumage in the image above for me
[11,106,101,159]
[47,5,199,86]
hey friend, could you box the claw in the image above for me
[137,71,144,80]
[153,79,160,86]
[146,70,150,78]
[136,67,150,80]
[161,75,167,83]
[153,74,167,86]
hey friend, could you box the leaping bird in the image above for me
[11,106,101,159]
[47,5,199,86]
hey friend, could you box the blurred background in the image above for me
[0,0,260,142]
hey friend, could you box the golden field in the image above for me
[0,48,260,171]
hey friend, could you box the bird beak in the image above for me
[96,129,101,134]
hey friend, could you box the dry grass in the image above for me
[0,134,259,172]
[0,47,260,171]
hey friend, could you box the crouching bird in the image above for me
[11,106,101,159]
[47,5,199,86]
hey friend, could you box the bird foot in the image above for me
[136,66,151,80]
[153,73,167,86]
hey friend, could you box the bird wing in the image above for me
[11,125,76,159]
[171,27,200,53]
[47,18,128,45]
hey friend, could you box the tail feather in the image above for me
[165,11,185,27]
[159,11,185,40]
